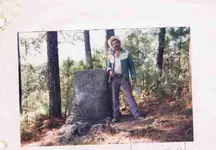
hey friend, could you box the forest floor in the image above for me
[21,97,193,147]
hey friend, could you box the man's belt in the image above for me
[115,74,122,77]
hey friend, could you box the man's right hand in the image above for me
[109,70,114,77]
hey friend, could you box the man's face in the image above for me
[111,39,121,51]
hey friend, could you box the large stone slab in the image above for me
[71,69,112,123]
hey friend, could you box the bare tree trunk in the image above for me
[84,30,93,69]
[156,28,166,95]
[105,29,115,50]
[47,31,62,118]
[178,39,182,76]
[64,66,70,118]
[105,29,115,117]
[68,81,75,116]
[188,37,192,97]
[157,28,166,71]
[105,30,115,65]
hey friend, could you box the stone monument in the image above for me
[60,69,113,144]
[70,69,112,123]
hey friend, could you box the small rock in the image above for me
[56,126,66,135]
[74,121,84,125]
[89,124,101,132]
[142,117,155,124]
[143,124,151,128]
[57,131,64,136]
[41,141,54,146]
[65,115,75,125]
[60,124,78,144]
[152,101,160,105]
[152,121,159,128]
[77,122,91,136]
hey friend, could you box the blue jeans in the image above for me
[111,76,140,118]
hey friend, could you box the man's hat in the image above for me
[108,36,121,50]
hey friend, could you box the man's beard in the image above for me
[114,46,120,50]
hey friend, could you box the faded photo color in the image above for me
[18,27,193,146]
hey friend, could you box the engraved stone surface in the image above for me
[70,69,112,123]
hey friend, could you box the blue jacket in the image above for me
[107,48,136,80]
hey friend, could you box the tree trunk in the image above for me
[105,29,115,50]
[178,39,182,76]
[47,31,62,118]
[188,37,192,97]
[68,80,75,116]
[64,65,70,118]
[156,28,166,71]
[105,30,115,65]
[84,30,93,69]
[156,28,166,94]
[105,29,115,115]
[17,33,22,114]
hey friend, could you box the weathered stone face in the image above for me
[71,69,112,123]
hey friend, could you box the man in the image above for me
[107,36,143,123]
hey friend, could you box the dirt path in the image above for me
[21,98,193,146]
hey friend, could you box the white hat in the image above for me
[108,36,121,50]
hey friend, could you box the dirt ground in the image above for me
[21,98,193,147]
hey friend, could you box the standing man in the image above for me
[107,36,143,123]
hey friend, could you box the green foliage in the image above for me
[21,63,49,115]
[122,27,190,99]
[91,48,107,69]
[60,57,75,117]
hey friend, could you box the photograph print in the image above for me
[18,26,193,146]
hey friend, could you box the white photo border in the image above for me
[1,0,216,150]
